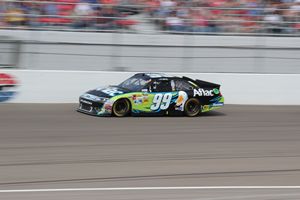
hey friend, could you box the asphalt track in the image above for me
[0,104,300,200]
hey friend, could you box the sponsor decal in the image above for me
[82,94,98,101]
[103,99,114,111]
[142,94,149,104]
[132,95,137,100]
[202,105,210,111]
[104,104,112,111]
[145,73,166,78]
[213,88,220,95]
[134,97,143,104]
[175,91,188,111]
[82,93,108,102]
[209,96,222,102]
[193,88,214,97]
[0,73,18,102]
[80,99,92,105]
[97,101,113,115]
[132,94,144,105]
[100,87,123,96]
[212,102,224,107]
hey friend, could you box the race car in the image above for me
[77,73,224,117]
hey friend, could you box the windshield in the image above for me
[118,77,150,91]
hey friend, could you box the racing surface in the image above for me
[1,104,300,199]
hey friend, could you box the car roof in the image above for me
[134,73,174,79]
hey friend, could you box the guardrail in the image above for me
[1,69,300,105]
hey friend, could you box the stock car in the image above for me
[77,73,224,117]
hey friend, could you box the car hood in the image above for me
[84,86,130,99]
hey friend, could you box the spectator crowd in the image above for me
[0,0,300,34]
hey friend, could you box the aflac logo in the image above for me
[0,73,18,102]
[193,88,213,97]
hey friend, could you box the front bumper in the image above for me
[77,107,99,116]
[77,97,112,116]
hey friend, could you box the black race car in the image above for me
[77,73,224,117]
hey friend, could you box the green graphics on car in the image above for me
[77,73,224,117]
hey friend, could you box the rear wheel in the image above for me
[184,98,201,117]
[112,99,131,117]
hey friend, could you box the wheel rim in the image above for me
[114,100,129,116]
[186,99,200,116]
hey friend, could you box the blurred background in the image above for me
[1,0,300,34]
[0,0,299,74]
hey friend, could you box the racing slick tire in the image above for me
[112,99,131,117]
[184,98,201,117]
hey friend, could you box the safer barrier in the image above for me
[1,69,300,105]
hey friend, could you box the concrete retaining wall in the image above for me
[0,30,299,73]
[1,69,300,105]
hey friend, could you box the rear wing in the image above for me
[195,79,220,89]
[182,76,220,89]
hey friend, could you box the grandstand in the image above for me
[0,0,299,35]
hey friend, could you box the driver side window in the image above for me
[151,80,172,92]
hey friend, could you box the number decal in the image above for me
[150,94,163,110]
[99,87,123,96]
[150,93,172,110]
[160,93,172,110]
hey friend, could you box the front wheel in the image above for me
[184,98,201,117]
[112,99,131,117]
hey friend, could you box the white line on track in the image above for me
[1,186,300,193]
[192,193,300,200]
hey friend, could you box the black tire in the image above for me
[184,98,201,117]
[112,99,131,117]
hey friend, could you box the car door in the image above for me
[172,79,194,113]
[131,79,179,115]
[143,79,178,115]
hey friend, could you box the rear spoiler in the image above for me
[182,76,220,89]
